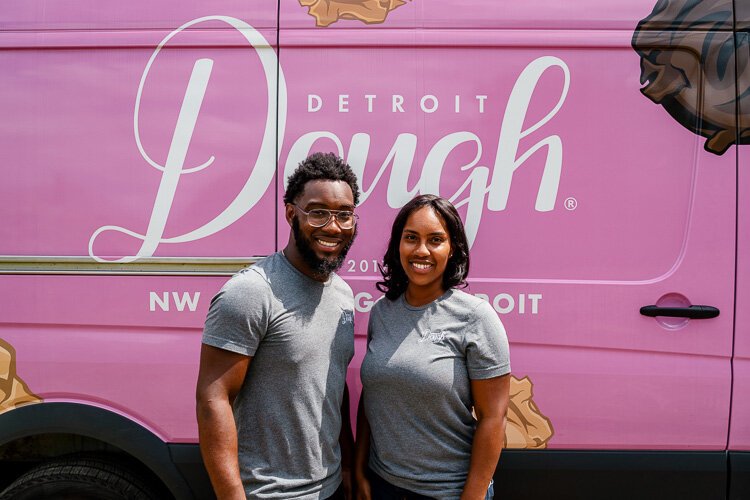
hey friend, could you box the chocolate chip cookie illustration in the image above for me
[505,375,554,449]
[632,0,750,155]
[299,0,411,27]
[0,339,42,415]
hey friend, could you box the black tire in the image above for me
[0,455,162,500]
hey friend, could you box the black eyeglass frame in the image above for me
[290,204,359,229]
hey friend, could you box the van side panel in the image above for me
[279,4,736,451]
[1,1,745,498]
[0,0,280,447]
[729,0,750,452]
[0,11,279,261]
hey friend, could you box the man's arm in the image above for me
[196,344,251,500]
[339,383,354,500]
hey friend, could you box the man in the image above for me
[196,152,360,499]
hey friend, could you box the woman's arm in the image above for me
[461,374,511,500]
[354,394,373,500]
[340,384,354,500]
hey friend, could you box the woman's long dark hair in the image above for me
[376,194,470,301]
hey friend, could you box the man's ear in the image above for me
[285,203,296,226]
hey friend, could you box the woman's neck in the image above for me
[404,284,446,307]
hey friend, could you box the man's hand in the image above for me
[341,467,353,500]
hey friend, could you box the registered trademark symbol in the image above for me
[564,197,578,211]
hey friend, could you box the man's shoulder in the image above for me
[247,252,280,276]
[331,273,352,290]
[236,252,293,284]
[203,261,275,342]
[220,260,275,298]
[329,272,354,295]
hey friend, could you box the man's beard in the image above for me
[292,217,357,279]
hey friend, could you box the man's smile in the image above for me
[314,237,342,251]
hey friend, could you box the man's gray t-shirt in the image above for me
[360,289,510,500]
[202,252,355,499]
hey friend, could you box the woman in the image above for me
[356,195,511,500]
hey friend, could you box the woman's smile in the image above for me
[409,261,434,272]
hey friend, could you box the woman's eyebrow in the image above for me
[402,228,447,236]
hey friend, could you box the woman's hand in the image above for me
[356,473,372,500]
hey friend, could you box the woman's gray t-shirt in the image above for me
[360,289,510,499]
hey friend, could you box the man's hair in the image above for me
[283,152,361,206]
[376,194,470,300]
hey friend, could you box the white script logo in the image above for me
[89,16,569,263]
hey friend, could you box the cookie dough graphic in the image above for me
[632,0,750,155]
[0,339,41,415]
[504,375,554,449]
[299,0,411,27]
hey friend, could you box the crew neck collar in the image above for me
[279,250,333,287]
[400,288,453,311]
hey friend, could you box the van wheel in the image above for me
[0,455,162,500]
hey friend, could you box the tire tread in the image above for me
[0,455,161,500]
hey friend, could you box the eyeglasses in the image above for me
[291,205,359,229]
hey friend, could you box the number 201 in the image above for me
[347,259,380,273]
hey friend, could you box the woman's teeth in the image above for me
[412,262,432,270]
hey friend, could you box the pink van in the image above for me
[1,0,749,498]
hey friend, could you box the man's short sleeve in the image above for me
[202,270,271,357]
[466,301,511,380]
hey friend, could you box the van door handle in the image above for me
[640,305,720,319]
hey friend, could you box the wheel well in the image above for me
[0,434,171,497]
[0,403,195,500]
[0,433,121,461]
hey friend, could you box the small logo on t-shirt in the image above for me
[340,310,354,326]
[418,329,445,344]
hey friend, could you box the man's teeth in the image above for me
[317,239,338,248]
[412,262,432,270]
